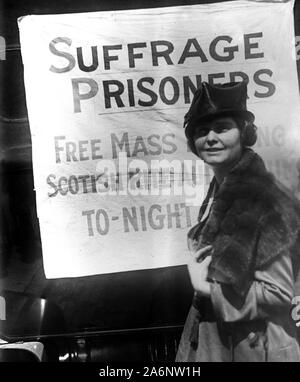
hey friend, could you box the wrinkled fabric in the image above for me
[188,148,300,296]
[176,248,300,362]
[177,149,300,362]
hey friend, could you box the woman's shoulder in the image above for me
[234,149,300,215]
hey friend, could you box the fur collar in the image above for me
[188,148,300,296]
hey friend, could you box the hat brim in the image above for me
[185,109,255,140]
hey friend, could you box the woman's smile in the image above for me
[193,117,242,171]
[204,147,224,153]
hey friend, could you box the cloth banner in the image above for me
[18,0,300,278]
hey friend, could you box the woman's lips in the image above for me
[205,148,224,152]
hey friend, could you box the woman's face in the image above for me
[193,117,242,168]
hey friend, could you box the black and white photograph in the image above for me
[1,0,300,371]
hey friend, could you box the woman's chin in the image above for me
[202,155,226,166]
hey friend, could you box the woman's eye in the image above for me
[200,129,210,137]
[194,129,208,138]
[215,127,229,134]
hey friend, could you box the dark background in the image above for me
[0,0,299,346]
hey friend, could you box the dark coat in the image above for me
[176,149,300,362]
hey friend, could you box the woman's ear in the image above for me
[241,122,257,147]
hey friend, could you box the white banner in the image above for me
[18,0,300,278]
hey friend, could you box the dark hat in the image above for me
[184,80,255,141]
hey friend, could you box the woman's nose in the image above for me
[206,129,218,142]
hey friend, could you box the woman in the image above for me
[176,81,300,362]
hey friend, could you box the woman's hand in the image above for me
[187,245,213,298]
